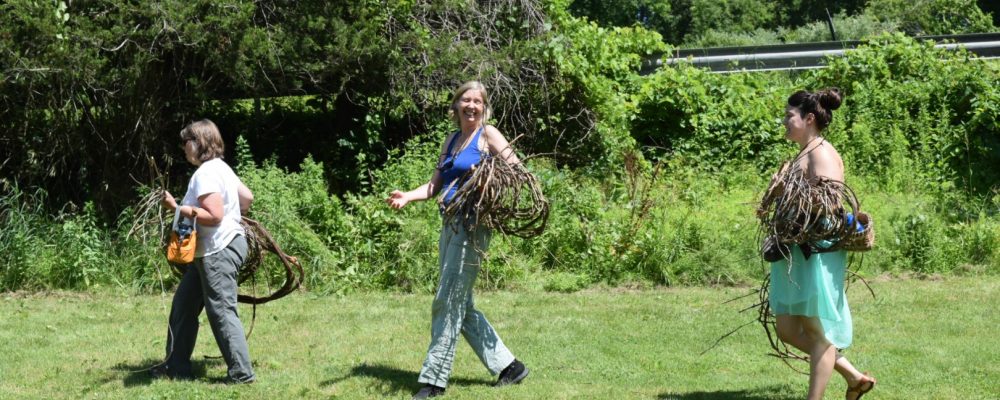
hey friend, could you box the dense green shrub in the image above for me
[0,0,589,215]
[3,2,1000,295]
[531,1,667,168]
[570,0,994,48]
[631,65,791,170]
[683,1,996,47]
[0,187,120,291]
[630,34,1000,195]
[5,151,1000,294]
[686,13,901,47]
[808,34,1000,193]
[866,0,995,36]
[567,0,867,45]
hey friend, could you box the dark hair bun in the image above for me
[817,88,842,111]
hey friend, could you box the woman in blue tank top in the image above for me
[386,81,528,399]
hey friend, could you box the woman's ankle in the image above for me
[846,372,874,388]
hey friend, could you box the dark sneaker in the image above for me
[412,384,446,399]
[149,364,193,381]
[149,364,171,379]
[494,359,529,387]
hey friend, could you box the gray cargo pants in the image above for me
[164,235,255,383]
[417,221,515,388]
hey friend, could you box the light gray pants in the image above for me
[164,235,255,383]
[417,222,515,388]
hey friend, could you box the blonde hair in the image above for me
[448,80,492,126]
[180,119,225,162]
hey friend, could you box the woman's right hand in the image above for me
[162,191,178,210]
[386,190,410,209]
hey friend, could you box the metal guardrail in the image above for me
[641,32,1000,74]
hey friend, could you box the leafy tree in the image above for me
[866,0,995,35]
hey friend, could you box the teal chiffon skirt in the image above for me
[769,243,853,349]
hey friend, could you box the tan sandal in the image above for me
[846,373,876,400]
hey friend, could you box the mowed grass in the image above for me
[0,276,997,399]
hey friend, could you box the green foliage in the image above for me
[531,2,667,168]
[630,34,1000,196]
[4,2,1000,295]
[567,0,680,41]
[568,0,864,44]
[810,34,1000,193]
[339,126,446,291]
[866,0,995,35]
[542,271,590,292]
[687,13,901,47]
[684,28,786,48]
[0,187,119,290]
[568,0,868,45]
[236,152,351,293]
[686,0,776,37]
[890,212,952,273]
[780,13,900,43]
[569,0,992,47]
[0,0,579,216]
[632,66,790,170]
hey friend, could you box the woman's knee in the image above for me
[798,318,834,349]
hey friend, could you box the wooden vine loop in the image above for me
[164,217,303,305]
[237,217,304,305]
[441,147,549,238]
[757,160,874,252]
[751,157,876,365]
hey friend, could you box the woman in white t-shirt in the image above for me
[155,119,256,383]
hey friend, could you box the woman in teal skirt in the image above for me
[771,89,876,400]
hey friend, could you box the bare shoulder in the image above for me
[483,124,505,139]
[810,141,845,180]
[482,124,510,149]
[816,141,844,165]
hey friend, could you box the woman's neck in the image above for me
[797,133,822,150]
[459,121,482,135]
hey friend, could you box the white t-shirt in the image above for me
[180,158,245,257]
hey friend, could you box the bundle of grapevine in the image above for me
[442,156,548,239]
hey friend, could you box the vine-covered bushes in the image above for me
[631,34,1000,195]
[569,0,994,47]
[2,2,1000,293]
[811,34,1000,193]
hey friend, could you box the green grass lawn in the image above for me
[1,276,997,399]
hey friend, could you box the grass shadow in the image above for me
[658,384,800,400]
[321,362,493,396]
[102,356,226,387]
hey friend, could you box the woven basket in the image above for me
[838,212,874,252]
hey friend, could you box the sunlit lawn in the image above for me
[1,276,997,399]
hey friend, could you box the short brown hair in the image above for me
[180,119,225,162]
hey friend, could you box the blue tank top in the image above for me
[439,126,486,204]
